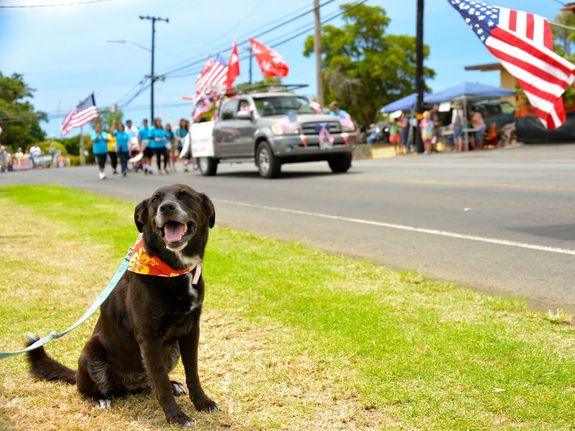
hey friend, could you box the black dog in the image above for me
[26,184,217,426]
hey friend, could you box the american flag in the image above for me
[195,55,228,96]
[448,0,575,129]
[60,93,98,135]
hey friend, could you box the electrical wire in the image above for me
[159,0,338,79]
[0,0,110,8]
[164,0,367,80]
[157,1,316,75]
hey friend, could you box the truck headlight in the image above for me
[272,123,301,135]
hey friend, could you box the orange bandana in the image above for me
[128,234,202,283]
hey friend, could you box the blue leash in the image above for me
[0,248,132,360]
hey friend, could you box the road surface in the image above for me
[3,144,574,311]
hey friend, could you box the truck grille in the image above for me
[301,121,342,135]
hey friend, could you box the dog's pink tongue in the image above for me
[164,223,186,242]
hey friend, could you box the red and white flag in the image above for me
[226,40,240,91]
[248,38,289,78]
[448,0,575,129]
[196,54,228,96]
[60,93,98,135]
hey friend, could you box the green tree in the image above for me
[0,72,46,151]
[304,3,435,126]
[553,11,575,107]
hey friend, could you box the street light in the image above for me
[106,39,151,52]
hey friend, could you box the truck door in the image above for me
[234,98,257,157]
[213,99,241,158]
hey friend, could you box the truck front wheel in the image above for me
[198,157,218,176]
[328,153,352,173]
[256,142,281,178]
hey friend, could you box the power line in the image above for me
[0,0,110,8]
[164,0,366,81]
[159,0,338,79]
[157,1,318,76]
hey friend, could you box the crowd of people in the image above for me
[365,105,489,155]
[91,117,195,180]
[0,142,66,172]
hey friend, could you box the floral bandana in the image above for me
[128,234,202,283]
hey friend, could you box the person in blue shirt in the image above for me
[138,118,153,175]
[328,101,350,119]
[165,123,175,173]
[149,117,169,175]
[90,122,109,180]
[111,121,130,177]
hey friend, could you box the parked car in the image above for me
[191,91,358,178]
[470,100,515,131]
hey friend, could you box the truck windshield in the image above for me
[253,96,315,117]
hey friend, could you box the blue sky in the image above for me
[0,0,564,137]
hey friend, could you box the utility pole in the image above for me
[139,15,169,122]
[314,0,324,107]
[415,0,424,153]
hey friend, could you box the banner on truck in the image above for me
[191,121,215,157]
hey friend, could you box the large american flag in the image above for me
[448,0,575,129]
[195,55,228,96]
[60,93,99,135]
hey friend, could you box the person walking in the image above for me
[165,122,175,173]
[149,117,168,175]
[106,126,119,175]
[112,121,130,177]
[175,118,190,172]
[91,122,109,180]
[138,118,153,175]
[420,111,434,155]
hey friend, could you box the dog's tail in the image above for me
[25,334,76,384]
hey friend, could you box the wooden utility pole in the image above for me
[139,15,169,122]
[415,0,424,153]
[314,0,324,107]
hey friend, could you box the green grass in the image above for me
[1,185,575,430]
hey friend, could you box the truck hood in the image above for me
[259,113,339,124]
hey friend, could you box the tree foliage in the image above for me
[553,11,575,107]
[304,3,435,126]
[0,72,46,151]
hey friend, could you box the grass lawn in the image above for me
[0,185,574,430]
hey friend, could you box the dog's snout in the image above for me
[159,202,177,214]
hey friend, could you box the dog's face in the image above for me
[134,184,215,256]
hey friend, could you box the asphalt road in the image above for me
[3,144,575,311]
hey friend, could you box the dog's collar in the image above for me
[128,234,202,283]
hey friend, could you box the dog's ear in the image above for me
[134,199,149,232]
[201,193,215,228]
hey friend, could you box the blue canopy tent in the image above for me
[425,82,515,104]
[380,93,431,113]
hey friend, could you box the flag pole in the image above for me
[79,126,85,166]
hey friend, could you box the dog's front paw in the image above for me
[193,396,219,412]
[167,410,194,427]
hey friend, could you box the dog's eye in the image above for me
[177,191,191,199]
[152,194,162,203]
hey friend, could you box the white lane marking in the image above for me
[216,199,575,257]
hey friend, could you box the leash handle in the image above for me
[0,248,132,360]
